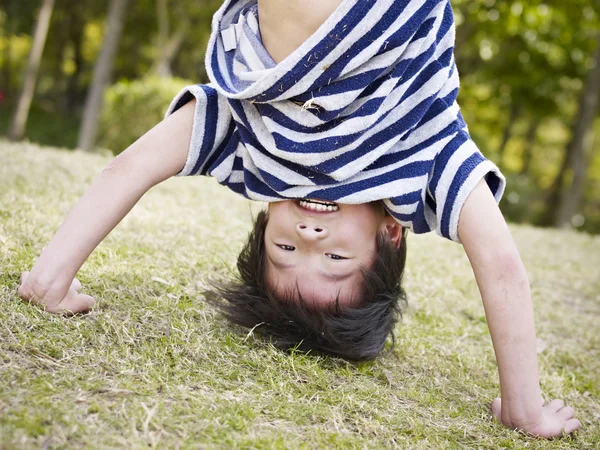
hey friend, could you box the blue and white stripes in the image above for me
[166,0,505,242]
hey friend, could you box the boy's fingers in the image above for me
[43,293,95,315]
[41,300,63,314]
[71,278,82,291]
[547,399,565,413]
[73,294,95,313]
[491,398,502,419]
[20,271,30,285]
[557,406,576,421]
[563,418,581,434]
[17,272,35,302]
[78,294,95,311]
[62,294,95,315]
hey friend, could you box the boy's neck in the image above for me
[257,0,344,64]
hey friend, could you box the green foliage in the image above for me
[499,173,546,224]
[99,76,191,154]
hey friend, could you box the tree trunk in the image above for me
[51,10,69,107]
[154,0,169,76]
[3,0,21,104]
[65,2,85,112]
[520,119,540,176]
[553,32,600,228]
[1,3,9,99]
[77,0,131,152]
[153,28,188,77]
[539,138,574,226]
[8,0,55,140]
[453,4,479,73]
[497,102,521,170]
[152,0,189,77]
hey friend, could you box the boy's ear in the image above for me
[379,216,403,249]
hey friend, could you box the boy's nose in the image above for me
[296,223,328,240]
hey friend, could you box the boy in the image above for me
[18,0,580,438]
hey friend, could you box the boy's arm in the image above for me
[457,179,580,437]
[18,100,196,313]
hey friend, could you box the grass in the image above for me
[0,139,599,449]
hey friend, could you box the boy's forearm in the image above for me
[458,180,542,424]
[470,242,543,423]
[24,100,196,300]
[26,160,153,297]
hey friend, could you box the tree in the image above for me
[520,118,541,176]
[554,32,600,228]
[63,0,87,111]
[151,0,190,77]
[497,103,521,170]
[8,0,55,140]
[77,0,131,152]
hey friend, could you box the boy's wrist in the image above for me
[499,395,544,427]
[20,266,72,304]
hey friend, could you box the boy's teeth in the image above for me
[299,200,339,212]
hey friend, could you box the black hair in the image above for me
[206,210,408,361]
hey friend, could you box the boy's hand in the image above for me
[491,397,580,438]
[18,272,95,314]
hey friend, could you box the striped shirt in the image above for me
[167,0,505,242]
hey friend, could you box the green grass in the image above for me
[1,140,599,449]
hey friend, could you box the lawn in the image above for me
[0,140,599,449]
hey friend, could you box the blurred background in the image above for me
[0,0,599,233]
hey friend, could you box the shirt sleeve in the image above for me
[165,84,235,176]
[426,127,505,242]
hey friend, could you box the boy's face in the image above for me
[264,200,401,308]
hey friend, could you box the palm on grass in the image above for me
[491,397,580,438]
[18,272,95,314]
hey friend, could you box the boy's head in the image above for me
[208,200,408,361]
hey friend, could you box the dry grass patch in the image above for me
[1,140,599,449]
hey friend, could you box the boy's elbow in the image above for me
[475,245,530,289]
[495,249,527,280]
[100,151,158,193]
[101,151,143,180]
[102,152,133,174]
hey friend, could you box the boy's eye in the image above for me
[326,253,347,260]
[277,244,295,251]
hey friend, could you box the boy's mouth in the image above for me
[298,199,339,212]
